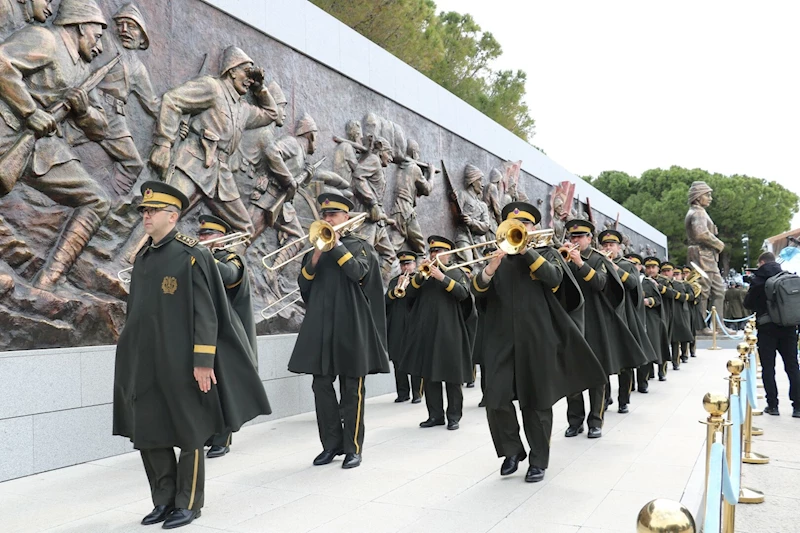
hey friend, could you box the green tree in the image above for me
[587,166,799,271]
[311,1,536,141]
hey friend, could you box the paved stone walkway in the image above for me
[0,345,793,532]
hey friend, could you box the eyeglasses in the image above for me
[140,207,172,216]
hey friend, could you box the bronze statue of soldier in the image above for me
[235,80,288,184]
[387,139,434,254]
[685,181,725,334]
[147,45,278,235]
[0,0,52,38]
[0,0,111,290]
[71,2,160,196]
[332,119,363,186]
[454,164,491,269]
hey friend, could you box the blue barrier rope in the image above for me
[704,441,724,532]
[746,357,758,409]
[714,311,746,340]
[727,393,743,501]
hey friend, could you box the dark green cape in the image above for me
[113,231,271,450]
[643,277,671,365]
[398,266,473,383]
[670,280,694,342]
[213,249,258,362]
[614,258,657,363]
[473,247,606,410]
[289,235,389,377]
[568,249,649,374]
[385,274,412,361]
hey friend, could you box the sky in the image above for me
[433,0,800,228]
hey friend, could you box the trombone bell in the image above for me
[118,266,133,284]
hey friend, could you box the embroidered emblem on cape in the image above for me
[162,276,178,295]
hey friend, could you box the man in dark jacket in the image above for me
[289,193,390,469]
[743,252,800,417]
[400,235,473,431]
[114,182,271,529]
[473,203,606,482]
[386,250,422,403]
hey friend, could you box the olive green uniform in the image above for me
[386,274,422,401]
[114,231,271,511]
[289,235,390,455]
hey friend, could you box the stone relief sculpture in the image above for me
[0,0,666,350]
[387,139,435,254]
[350,136,397,281]
[73,3,159,196]
[549,180,576,245]
[453,164,491,268]
[0,0,111,291]
[685,180,726,333]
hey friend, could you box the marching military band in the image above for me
[114,186,700,528]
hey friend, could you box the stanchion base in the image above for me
[752,426,764,436]
[757,393,764,399]
[752,410,763,416]
[743,451,770,464]
[757,384,764,389]
[740,486,765,504]
[709,347,722,351]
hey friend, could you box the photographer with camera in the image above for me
[743,252,800,418]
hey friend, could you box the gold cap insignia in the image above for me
[144,188,154,200]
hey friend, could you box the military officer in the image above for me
[660,261,692,369]
[196,214,257,459]
[289,193,390,469]
[386,250,422,403]
[473,202,605,482]
[600,231,655,411]
[642,257,672,381]
[113,182,271,529]
[563,220,648,438]
[400,235,473,431]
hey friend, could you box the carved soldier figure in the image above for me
[685,181,725,333]
[484,168,505,228]
[332,119,362,185]
[454,164,491,268]
[71,3,160,196]
[235,80,288,182]
[0,0,53,38]
[387,139,434,254]
[0,0,110,290]
[148,46,278,235]
[351,136,397,281]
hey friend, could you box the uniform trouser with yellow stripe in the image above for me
[140,448,204,510]
[487,404,553,469]
[312,375,365,455]
[208,429,232,448]
[566,385,606,429]
[617,369,634,406]
[424,381,463,423]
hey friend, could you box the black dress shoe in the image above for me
[206,445,229,459]
[606,397,614,407]
[764,406,780,416]
[672,365,680,371]
[342,453,362,469]
[793,408,800,419]
[313,449,344,466]
[658,376,667,382]
[478,398,486,407]
[618,404,629,414]
[564,425,583,437]
[447,420,460,430]
[500,451,527,476]
[690,353,697,358]
[411,397,422,404]
[394,396,409,403]
[419,418,446,428]
[587,427,602,439]
[638,385,649,393]
[681,356,689,363]
[466,381,475,388]
[141,505,173,525]
[162,508,200,529]
[525,466,545,483]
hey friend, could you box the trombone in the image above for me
[684,261,709,298]
[436,222,554,271]
[261,212,368,272]
[118,266,133,284]
[260,288,302,320]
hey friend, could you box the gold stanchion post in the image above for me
[742,326,764,433]
[728,351,765,508]
[710,306,721,350]
[745,332,764,416]
[637,499,696,533]
[742,335,769,464]
[701,392,729,524]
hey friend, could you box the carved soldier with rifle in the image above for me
[387,139,435,254]
[0,0,113,291]
[453,164,492,271]
[332,119,363,185]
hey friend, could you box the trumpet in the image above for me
[261,212,368,272]
[418,259,434,279]
[260,288,302,320]
[558,243,579,261]
[201,231,251,250]
[437,222,554,271]
[393,273,411,297]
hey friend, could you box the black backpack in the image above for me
[764,271,800,327]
